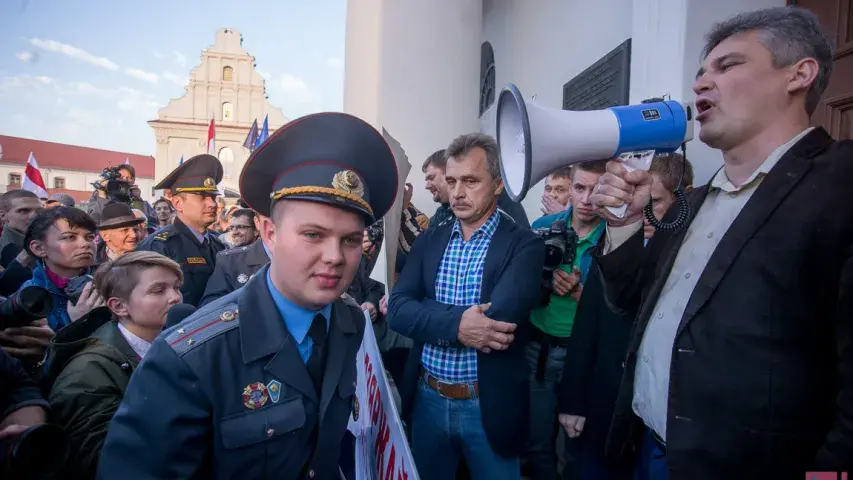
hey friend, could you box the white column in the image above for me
[344,0,483,284]
[344,0,483,209]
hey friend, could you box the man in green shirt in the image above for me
[525,160,607,480]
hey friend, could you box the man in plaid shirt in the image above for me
[389,133,544,479]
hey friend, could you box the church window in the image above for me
[8,173,21,186]
[54,177,66,189]
[218,147,235,178]
[222,102,234,121]
[479,42,496,117]
[222,66,234,82]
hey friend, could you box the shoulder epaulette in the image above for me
[340,292,360,309]
[166,303,240,356]
[218,245,248,256]
[151,226,177,242]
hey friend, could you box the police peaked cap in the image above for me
[154,154,223,194]
[239,113,398,223]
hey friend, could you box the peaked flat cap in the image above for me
[239,113,398,223]
[154,154,223,194]
[99,202,145,230]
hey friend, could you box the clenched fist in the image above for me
[590,160,653,226]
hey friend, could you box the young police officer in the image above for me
[97,113,397,479]
[135,154,226,306]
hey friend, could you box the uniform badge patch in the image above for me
[242,382,269,409]
[351,395,360,421]
[267,380,282,403]
[237,273,248,284]
[186,257,207,265]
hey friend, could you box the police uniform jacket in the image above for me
[136,217,225,306]
[97,265,366,480]
[199,238,270,307]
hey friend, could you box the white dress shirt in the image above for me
[604,127,814,440]
[117,322,153,359]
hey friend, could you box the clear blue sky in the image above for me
[0,0,346,156]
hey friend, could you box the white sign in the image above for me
[348,312,419,480]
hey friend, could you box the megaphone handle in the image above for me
[606,204,629,218]
[607,150,654,218]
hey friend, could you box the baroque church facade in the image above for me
[149,28,288,193]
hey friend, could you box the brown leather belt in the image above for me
[420,368,479,400]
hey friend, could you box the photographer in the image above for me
[525,161,607,480]
[15,207,102,332]
[88,164,154,224]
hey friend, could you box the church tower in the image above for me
[149,28,287,192]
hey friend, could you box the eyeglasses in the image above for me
[228,224,254,232]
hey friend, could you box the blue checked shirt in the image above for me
[421,210,501,383]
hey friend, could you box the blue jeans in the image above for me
[411,377,521,480]
[634,428,668,480]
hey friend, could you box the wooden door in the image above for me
[791,0,853,140]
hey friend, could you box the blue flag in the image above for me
[243,119,259,150]
[179,155,184,165]
[255,115,269,149]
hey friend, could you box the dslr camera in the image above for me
[92,166,133,203]
[365,218,385,246]
[532,219,579,305]
[532,219,579,272]
[0,286,54,330]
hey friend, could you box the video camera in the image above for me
[91,166,133,203]
[0,423,68,479]
[0,286,53,330]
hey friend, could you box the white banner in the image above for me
[348,311,419,480]
[380,128,412,293]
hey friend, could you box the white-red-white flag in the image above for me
[23,152,48,199]
[206,118,215,156]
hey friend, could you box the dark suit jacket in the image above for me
[597,128,853,478]
[98,266,364,479]
[388,214,545,457]
[557,263,633,457]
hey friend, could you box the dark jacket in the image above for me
[45,309,138,479]
[598,128,853,477]
[0,347,49,420]
[388,214,544,457]
[199,239,270,307]
[346,255,384,310]
[136,217,226,306]
[97,265,365,479]
[557,263,633,456]
[0,226,25,255]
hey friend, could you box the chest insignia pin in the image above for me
[267,380,282,403]
[242,382,269,410]
[237,273,248,284]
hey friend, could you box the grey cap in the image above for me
[47,193,75,207]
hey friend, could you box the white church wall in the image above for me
[482,0,633,221]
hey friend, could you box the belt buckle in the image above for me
[433,377,455,398]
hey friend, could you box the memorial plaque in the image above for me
[562,39,631,111]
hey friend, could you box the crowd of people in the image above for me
[0,5,852,480]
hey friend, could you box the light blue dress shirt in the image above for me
[265,270,331,363]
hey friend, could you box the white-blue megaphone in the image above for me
[496,83,694,211]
